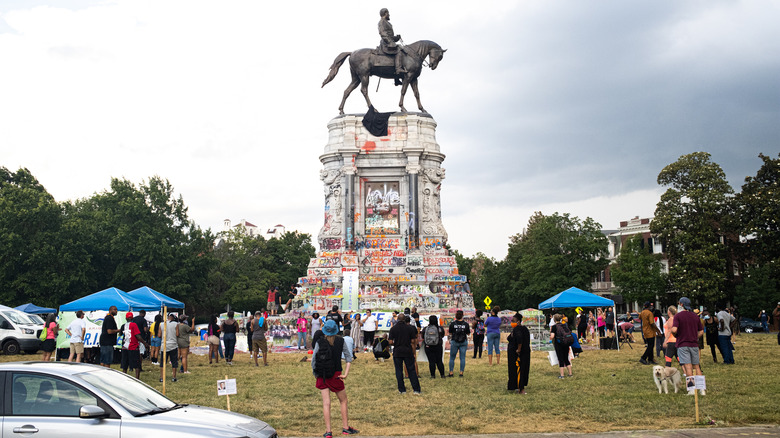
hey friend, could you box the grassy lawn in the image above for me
[3,333,779,435]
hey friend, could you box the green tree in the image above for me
[735,153,780,313]
[0,167,90,306]
[650,152,735,304]
[611,234,667,304]
[503,212,609,310]
[64,176,212,303]
[266,231,316,291]
[204,229,275,314]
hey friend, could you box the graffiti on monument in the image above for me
[364,181,400,235]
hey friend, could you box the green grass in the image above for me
[4,334,779,435]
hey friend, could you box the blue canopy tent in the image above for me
[127,286,184,309]
[60,287,160,312]
[538,287,614,309]
[539,287,619,350]
[14,303,57,314]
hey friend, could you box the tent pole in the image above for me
[162,305,167,395]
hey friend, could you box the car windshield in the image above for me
[78,367,177,416]
[27,314,45,324]
[3,311,37,326]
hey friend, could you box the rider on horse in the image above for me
[378,8,406,75]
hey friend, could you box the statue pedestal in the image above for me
[296,113,473,314]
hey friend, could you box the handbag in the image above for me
[548,350,558,366]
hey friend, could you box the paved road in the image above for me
[288,425,780,438]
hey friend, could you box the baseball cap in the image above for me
[126,312,133,319]
[323,320,339,336]
[678,297,692,311]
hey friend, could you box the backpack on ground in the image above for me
[557,324,574,346]
[452,321,468,343]
[314,337,336,379]
[423,325,440,346]
[373,339,384,354]
[475,320,486,336]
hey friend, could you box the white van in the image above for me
[0,304,45,355]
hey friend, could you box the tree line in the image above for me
[457,152,779,319]
[0,169,315,315]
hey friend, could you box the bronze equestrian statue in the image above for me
[322,9,446,115]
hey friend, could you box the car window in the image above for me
[11,373,98,417]
[77,367,175,416]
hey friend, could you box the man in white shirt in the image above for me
[716,305,735,364]
[360,309,378,352]
[65,310,86,362]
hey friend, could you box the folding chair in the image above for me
[618,326,633,349]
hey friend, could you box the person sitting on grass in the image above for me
[312,320,358,438]
[372,333,391,362]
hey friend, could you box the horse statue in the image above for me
[321,40,446,115]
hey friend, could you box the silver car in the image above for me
[0,361,277,438]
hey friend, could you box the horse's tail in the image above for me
[321,52,351,88]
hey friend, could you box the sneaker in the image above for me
[183,371,191,374]
[172,378,178,382]
[159,379,163,383]
[699,390,705,396]
[398,391,406,394]
[323,432,333,438]
[413,391,421,395]
[558,376,565,379]
[342,427,359,435]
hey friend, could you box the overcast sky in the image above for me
[2,1,778,260]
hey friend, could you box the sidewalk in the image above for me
[288,425,780,438]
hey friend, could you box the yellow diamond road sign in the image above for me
[484,296,492,308]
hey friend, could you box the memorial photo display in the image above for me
[364,181,400,235]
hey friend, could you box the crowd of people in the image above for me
[38,295,780,438]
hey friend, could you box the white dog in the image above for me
[653,365,681,394]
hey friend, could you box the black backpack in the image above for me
[557,324,574,346]
[314,338,336,379]
[452,321,468,343]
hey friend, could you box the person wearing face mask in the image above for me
[506,312,530,394]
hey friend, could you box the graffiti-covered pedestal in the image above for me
[295,112,473,314]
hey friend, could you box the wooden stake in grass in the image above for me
[225,375,230,412]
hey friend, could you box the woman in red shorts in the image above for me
[312,320,359,438]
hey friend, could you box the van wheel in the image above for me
[3,340,20,355]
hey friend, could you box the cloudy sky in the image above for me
[2,1,778,259]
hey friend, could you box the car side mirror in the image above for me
[79,405,107,419]
[0,321,12,330]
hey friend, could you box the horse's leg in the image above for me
[398,75,410,113]
[411,77,425,113]
[339,71,361,115]
[359,74,373,111]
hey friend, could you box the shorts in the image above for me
[159,349,179,368]
[267,302,278,311]
[69,342,84,355]
[315,371,345,393]
[677,346,699,365]
[121,349,141,370]
[606,324,615,331]
[207,335,220,345]
[252,337,268,354]
[42,339,56,353]
[151,337,162,347]
[100,345,115,364]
